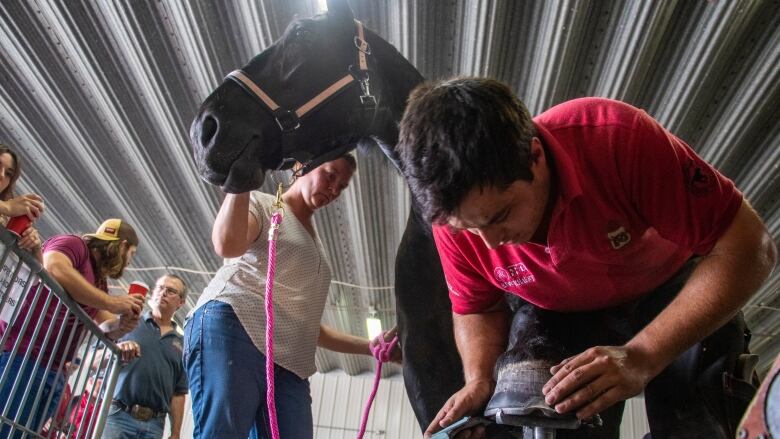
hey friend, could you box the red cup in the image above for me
[128,281,149,298]
[6,215,32,237]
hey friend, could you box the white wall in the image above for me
[165,371,649,438]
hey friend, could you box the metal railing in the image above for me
[0,229,121,439]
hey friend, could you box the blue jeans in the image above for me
[102,407,164,439]
[0,352,64,439]
[184,301,313,439]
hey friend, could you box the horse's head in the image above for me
[190,0,388,192]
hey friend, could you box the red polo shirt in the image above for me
[433,98,742,314]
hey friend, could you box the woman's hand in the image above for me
[369,326,402,364]
[17,226,41,251]
[0,194,44,219]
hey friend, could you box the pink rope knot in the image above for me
[369,331,399,363]
[357,331,399,439]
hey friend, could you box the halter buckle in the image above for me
[353,36,371,54]
[273,109,300,132]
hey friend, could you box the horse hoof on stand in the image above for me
[484,359,602,432]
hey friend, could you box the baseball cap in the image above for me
[84,219,124,241]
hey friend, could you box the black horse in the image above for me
[190,0,461,429]
[190,2,762,437]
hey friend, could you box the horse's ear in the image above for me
[326,0,354,22]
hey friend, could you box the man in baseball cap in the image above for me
[85,218,136,242]
[1,218,144,434]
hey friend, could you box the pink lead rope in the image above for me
[357,331,399,439]
[265,210,283,439]
[264,185,397,439]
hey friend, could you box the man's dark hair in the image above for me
[397,77,536,223]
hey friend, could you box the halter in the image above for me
[226,20,376,171]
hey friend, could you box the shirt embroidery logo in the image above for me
[493,262,536,289]
[446,281,462,297]
[683,159,715,197]
[607,225,631,250]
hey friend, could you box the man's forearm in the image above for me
[98,317,135,340]
[46,259,109,309]
[628,201,777,376]
[169,394,186,436]
[453,308,510,384]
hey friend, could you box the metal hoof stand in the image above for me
[432,412,601,438]
[0,229,122,439]
[492,408,600,439]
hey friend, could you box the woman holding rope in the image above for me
[184,154,399,439]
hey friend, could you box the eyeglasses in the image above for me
[153,285,182,298]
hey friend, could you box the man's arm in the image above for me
[95,310,140,341]
[543,200,777,419]
[424,304,510,437]
[168,393,186,439]
[44,251,143,315]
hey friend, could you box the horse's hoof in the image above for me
[484,360,582,430]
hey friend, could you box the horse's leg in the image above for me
[489,303,626,439]
[488,303,568,418]
[395,210,464,430]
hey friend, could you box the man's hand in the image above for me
[168,435,180,439]
[542,345,655,420]
[117,341,141,362]
[117,312,140,333]
[424,378,493,438]
[108,294,144,316]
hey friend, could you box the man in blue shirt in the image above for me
[103,274,188,439]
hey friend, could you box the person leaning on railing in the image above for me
[0,144,44,261]
[0,219,145,436]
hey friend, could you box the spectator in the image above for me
[102,274,189,439]
[0,144,45,258]
[40,353,106,439]
[40,359,80,436]
[0,219,144,438]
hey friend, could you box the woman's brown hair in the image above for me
[0,144,22,201]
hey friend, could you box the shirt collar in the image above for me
[143,311,179,330]
[535,123,583,207]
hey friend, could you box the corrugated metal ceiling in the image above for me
[0,0,778,379]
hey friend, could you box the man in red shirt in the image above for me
[396,78,777,438]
